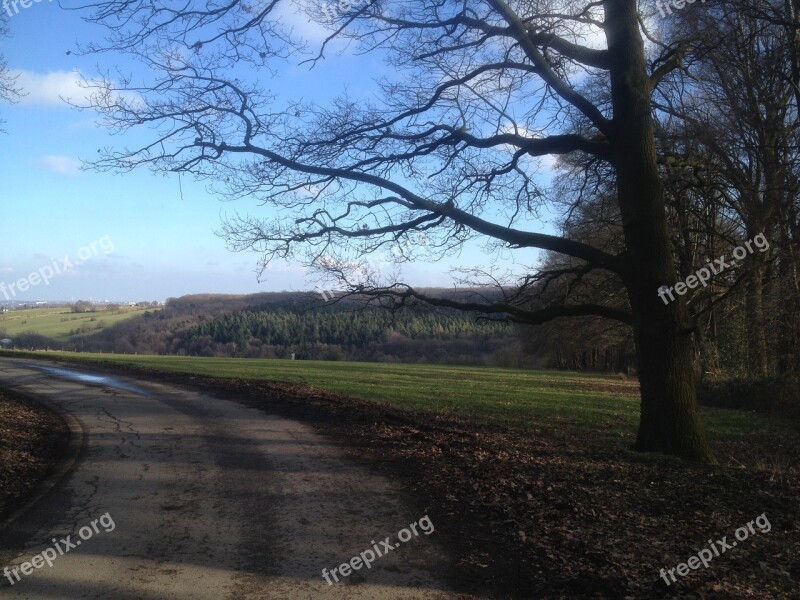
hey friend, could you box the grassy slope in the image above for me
[0,307,152,341]
[12,352,787,442]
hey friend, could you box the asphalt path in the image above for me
[0,358,458,599]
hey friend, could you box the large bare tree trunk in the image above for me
[606,0,715,462]
[777,223,800,373]
[745,259,769,376]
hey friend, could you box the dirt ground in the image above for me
[0,390,69,523]
[2,363,799,598]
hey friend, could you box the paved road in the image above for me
[0,358,457,599]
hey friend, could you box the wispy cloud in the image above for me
[282,0,336,43]
[36,155,82,176]
[13,69,142,109]
[499,124,560,176]
[13,70,88,106]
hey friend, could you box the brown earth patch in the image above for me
[0,390,70,522]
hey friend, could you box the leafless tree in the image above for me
[75,0,717,461]
[0,13,22,129]
[654,0,800,377]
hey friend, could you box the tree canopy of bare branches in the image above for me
[76,0,725,462]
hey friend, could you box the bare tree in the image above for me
[653,0,800,377]
[77,0,716,461]
[0,13,22,128]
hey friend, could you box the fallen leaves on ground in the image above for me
[8,364,799,599]
[0,391,69,521]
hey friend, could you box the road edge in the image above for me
[0,382,87,532]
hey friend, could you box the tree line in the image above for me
[10,294,523,366]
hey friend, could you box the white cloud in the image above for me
[36,155,82,176]
[278,1,331,43]
[279,0,378,46]
[499,124,560,176]
[568,23,607,51]
[13,70,88,106]
[12,69,142,109]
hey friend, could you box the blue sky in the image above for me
[0,1,548,302]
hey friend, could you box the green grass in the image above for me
[0,307,153,342]
[6,351,789,442]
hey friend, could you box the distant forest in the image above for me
[11,293,538,368]
[6,289,768,377]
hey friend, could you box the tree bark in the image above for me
[745,258,769,376]
[606,0,715,462]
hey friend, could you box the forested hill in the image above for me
[181,303,505,350]
[18,293,528,367]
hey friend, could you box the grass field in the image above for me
[0,307,153,342]
[8,352,787,442]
